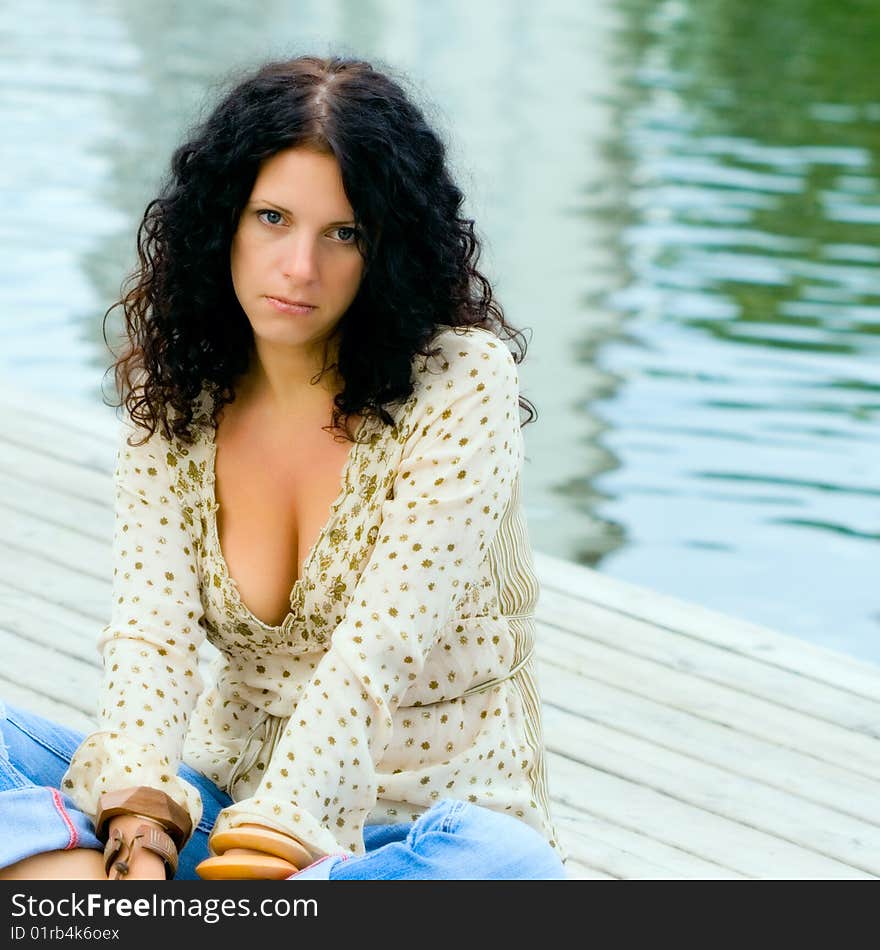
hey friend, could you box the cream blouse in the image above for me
[62,325,560,862]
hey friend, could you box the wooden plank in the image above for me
[0,542,111,624]
[0,407,117,474]
[543,705,880,876]
[537,587,880,738]
[534,550,880,702]
[0,472,112,542]
[0,625,225,725]
[0,440,111,505]
[8,480,876,819]
[537,659,880,826]
[0,612,868,876]
[0,585,102,666]
[538,626,880,781]
[8,560,868,880]
[1,504,111,582]
[0,384,118,442]
[547,754,874,879]
[0,628,101,717]
[554,818,687,879]
[0,679,96,735]
[552,800,745,880]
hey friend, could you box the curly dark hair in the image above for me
[104,54,537,445]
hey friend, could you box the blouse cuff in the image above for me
[60,730,204,847]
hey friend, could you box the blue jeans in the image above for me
[0,701,566,880]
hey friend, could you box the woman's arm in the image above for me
[212,332,524,861]
[61,418,209,847]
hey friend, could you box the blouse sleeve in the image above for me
[61,420,208,839]
[212,333,524,858]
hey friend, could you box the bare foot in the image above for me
[0,848,106,880]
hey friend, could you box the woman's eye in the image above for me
[257,209,283,226]
[332,226,357,243]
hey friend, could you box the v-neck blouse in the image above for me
[61,325,561,863]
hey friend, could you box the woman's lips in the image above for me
[266,296,317,315]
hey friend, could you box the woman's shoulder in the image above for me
[416,324,518,384]
[396,325,521,440]
[114,387,215,466]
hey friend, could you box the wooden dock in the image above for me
[2,382,880,880]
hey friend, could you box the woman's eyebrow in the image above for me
[248,198,355,225]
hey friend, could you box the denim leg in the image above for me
[290,800,568,881]
[0,700,103,868]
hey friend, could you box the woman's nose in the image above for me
[281,234,319,281]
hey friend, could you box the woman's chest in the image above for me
[180,402,408,650]
[212,411,361,628]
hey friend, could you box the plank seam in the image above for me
[543,691,880,830]
[0,462,109,508]
[537,614,880,741]
[546,749,880,878]
[537,575,880,702]
[0,395,117,442]
[0,574,107,626]
[0,497,111,546]
[538,648,880,784]
[0,624,101,670]
[0,670,97,718]
[0,433,109,475]
[550,798,749,878]
[2,536,110,587]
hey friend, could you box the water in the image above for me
[1,0,878,664]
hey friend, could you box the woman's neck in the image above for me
[242,339,343,419]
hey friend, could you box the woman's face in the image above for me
[230,146,365,357]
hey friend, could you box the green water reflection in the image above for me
[590,0,880,660]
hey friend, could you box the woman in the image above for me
[0,54,565,881]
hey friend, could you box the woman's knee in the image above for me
[406,800,566,880]
[0,702,86,790]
